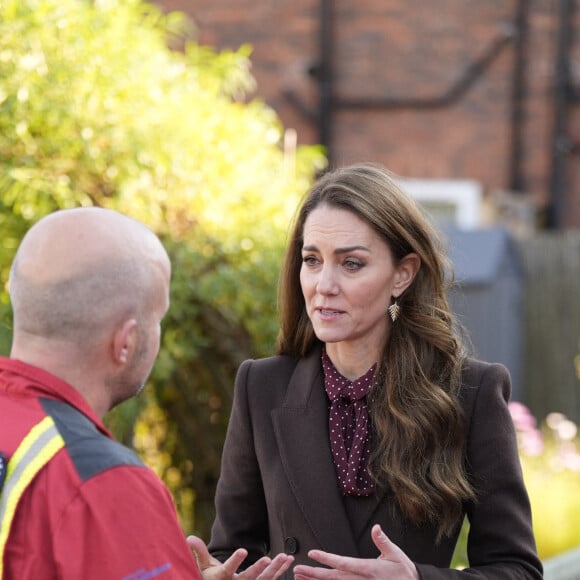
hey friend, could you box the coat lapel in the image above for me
[271,347,361,556]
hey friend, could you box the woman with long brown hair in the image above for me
[208,163,542,578]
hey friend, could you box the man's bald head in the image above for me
[9,207,170,345]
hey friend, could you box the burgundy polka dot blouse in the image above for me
[322,349,375,496]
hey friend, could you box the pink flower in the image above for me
[519,429,544,457]
[508,401,538,432]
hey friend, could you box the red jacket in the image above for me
[0,357,201,580]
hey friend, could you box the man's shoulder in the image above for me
[40,398,145,483]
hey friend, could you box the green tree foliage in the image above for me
[0,0,326,536]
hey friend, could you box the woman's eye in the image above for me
[302,255,319,266]
[344,259,363,271]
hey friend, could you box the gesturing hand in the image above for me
[187,535,294,580]
[293,524,419,580]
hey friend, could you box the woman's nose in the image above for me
[316,266,339,295]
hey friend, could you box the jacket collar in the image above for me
[271,345,385,555]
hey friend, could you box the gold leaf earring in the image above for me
[388,300,400,322]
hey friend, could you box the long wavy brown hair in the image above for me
[276,163,476,539]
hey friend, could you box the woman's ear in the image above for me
[392,253,421,297]
[112,318,138,366]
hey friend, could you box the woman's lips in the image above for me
[316,307,344,319]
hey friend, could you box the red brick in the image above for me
[155,0,580,228]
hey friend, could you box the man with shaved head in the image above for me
[0,208,292,580]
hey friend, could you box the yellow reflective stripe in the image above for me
[0,416,65,576]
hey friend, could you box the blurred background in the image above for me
[1,0,579,564]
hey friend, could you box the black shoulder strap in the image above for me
[39,398,145,482]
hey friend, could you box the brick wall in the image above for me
[158,0,579,229]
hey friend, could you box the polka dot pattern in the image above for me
[322,349,375,496]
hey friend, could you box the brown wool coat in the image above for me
[209,345,543,579]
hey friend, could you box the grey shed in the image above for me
[445,227,524,401]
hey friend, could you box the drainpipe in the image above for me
[509,0,529,193]
[317,0,333,161]
[547,0,574,229]
[334,26,515,111]
[285,3,518,168]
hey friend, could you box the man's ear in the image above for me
[392,253,421,297]
[112,319,138,366]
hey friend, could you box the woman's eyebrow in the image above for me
[302,244,370,254]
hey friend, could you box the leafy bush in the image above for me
[0,0,326,536]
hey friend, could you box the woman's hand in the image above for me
[187,535,294,580]
[293,525,419,580]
